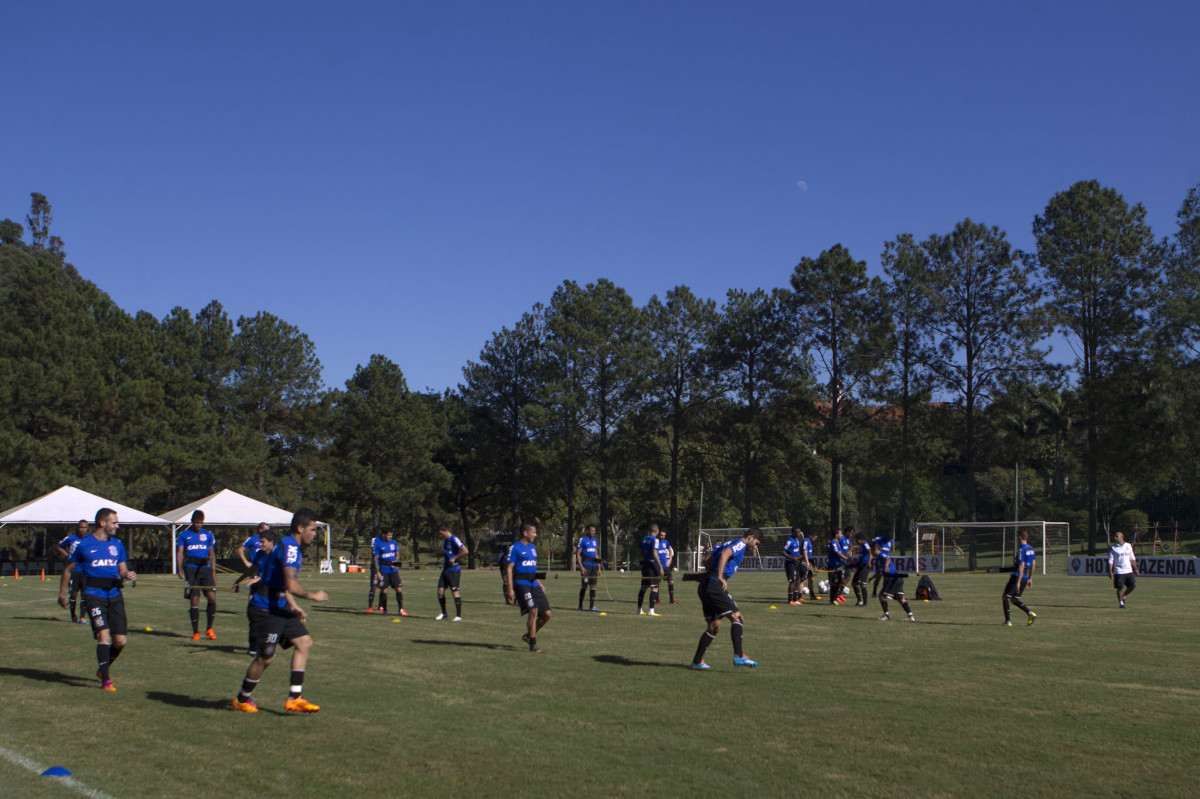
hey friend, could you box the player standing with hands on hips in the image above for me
[177,510,218,640]
[59,508,136,691]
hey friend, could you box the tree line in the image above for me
[3,181,1199,566]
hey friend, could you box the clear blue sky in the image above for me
[5,2,1197,392]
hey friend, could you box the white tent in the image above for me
[0,485,170,572]
[0,485,170,526]
[161,489,331,573]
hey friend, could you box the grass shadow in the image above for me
[137,629,187,638]
[145,690,285,715]
[12,615,73,623]
[592,653,687,669]
[177,643,252,655]
[410,638,516,651]
[0,665,95,687]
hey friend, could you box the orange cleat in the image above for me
[192,632,201,641]
[285,696,321,713]
[231,697,258,713]
[205,628,217,640]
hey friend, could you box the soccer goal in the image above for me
[693,527,792,572]
[914,520,1070,574]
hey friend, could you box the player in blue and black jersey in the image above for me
[783,525,804,605]
[803,530,819,599]
[436,525,468,621]
[235,530,277,655]
[58,508,136,691]
[233,522,270,593]
[505,523,550,653]
[369,528,406,616]
[176,510,218,640]
[1002,529,1037,626]
[232,508,329,713]
[877,534,915,622]
[851,531,872,607]
[690,528,763,669]
[637,524,665,615]
[576,524,602,611]
[55,519,90,624]
[657,528,677,605]
[826,529,851,605]
[870,533,891,597]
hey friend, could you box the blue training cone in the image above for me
[42,767,72,777]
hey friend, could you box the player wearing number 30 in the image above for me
[58,508,136,692]
[232,508,329,714]
[690,528,763,670]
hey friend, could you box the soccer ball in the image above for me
[619,568,625,573]
[843,586,851,595]
[800,586,810,596]
[818,580,830,593]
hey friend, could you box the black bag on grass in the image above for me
[916,574,941,600]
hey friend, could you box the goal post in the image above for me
[694,527,792,571]
[914,520,1070,574]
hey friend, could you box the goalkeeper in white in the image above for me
[1108,531,1138,609]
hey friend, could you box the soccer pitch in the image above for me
[2,568,1197,798]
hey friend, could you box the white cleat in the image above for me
[648,609,658,616]
[878,614,890,621]
[452,616,462,622]
[435,613,446,620]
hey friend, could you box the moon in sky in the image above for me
[796,180,808,192]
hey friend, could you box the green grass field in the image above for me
[2,566,1198,798]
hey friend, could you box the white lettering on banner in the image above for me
[1068,556,1200,578]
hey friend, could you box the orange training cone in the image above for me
[40,569,46,580]
[13,568,19,579]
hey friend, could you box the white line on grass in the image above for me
[0,744,117,799]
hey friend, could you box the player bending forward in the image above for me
[690,528,763,670]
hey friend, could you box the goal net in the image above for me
[914,520,1070,574]
[693,527,792,572]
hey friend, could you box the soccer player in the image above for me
[826,529,850,605]
[576,524,602,611]
[783,525,804,605]
[436,525,468,621]
[56,519,90,624]
[657,528,677,605]
[876,535,916,622]
[1109,531,1138,608]
[1002,529,1037,626]
[689,527,763,670]
[852,531,872,607]
[232,522,270,594]
[869,532,891,597]
[176,510,218,640]
[58,508,136,691]
[637,524,664,615]
[236,530,277,655]
[232,507,329,713]
[803,530,819,599]
[505,523,550,653]
[370,528,406,616]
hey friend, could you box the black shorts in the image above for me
[785,561,801,582]
[247,606,310,659]
[697,578,739,622]
[68,571,84,595]
[438,569,461,591]
[1003,575,1028,598]
[1114,573,1136,591]
[515,584,550,616]
[881,575,906,599]
[853,563,871,584]
[84,593,128,637]
[184,564,215,597]
[580,564,599,585]
[379,570,402,589]
[641,561,661,583]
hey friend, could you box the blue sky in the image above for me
[5,2,1197,392]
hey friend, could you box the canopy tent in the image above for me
[0,485,171,526]
[161,489,331,573]
[0,485,170,568]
